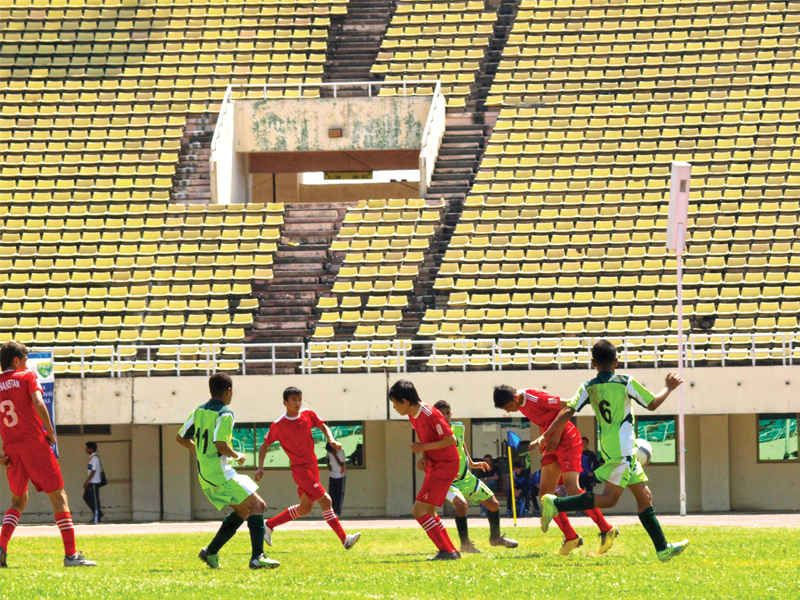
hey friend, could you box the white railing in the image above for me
[419,81,447,196]
[31,332,800,378]
[209,84,236,204]
[227,81,426,100]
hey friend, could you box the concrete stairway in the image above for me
[171,114,216,205]
[322,0,398,92]
[248,203,352,369]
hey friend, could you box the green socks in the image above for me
[454,515,469,544]
[486,508,501,539]
[207,512,244,555]
[553,492,595,513]
[638,506,668,552]
[247,515,266,560]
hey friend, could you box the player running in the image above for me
[177,373,279,570]
[0,341,95,568]
[256,387,360,551]
[494,384,618,556]
[390,381,460,561]
[433,400,518,554]
[533,339,689,562]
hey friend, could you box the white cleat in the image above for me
[263,524,274,547]
[343,532,361,550]
[64,551,96,567]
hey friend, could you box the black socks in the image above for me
[207,512,244,555]
[638,506,668,552]
[554,492,595,513]
[454,515,469,544]
[486,508,501,539]
[247,514,266,559]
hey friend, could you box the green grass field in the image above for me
[1,526,798,600]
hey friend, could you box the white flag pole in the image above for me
[667,161,691,517]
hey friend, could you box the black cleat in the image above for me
[0,546,7,568]
[427,551,461,561]
[460,540,481,554]
[490,534,519,548]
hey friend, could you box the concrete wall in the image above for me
[237,96,432,153]
[251,176,418,205]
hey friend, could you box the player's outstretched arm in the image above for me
[647,372,683,412]
[31,391,56,445]
[532,406,576,450]
[321,424,342,451]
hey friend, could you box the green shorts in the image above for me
[202,473,258,511]
[446,472,494,506]
[595,456,648,488]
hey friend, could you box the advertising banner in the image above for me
[27,351,57,457]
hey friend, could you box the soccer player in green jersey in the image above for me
[177,373,279,570]
[433,401,518,554]
[531,340,689,562]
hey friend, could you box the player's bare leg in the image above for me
[451,493,479,553]
[479,495,518,549]
[0,491,28,567]
[412,500,459,560]
[562,472,617,554]
[264,493,315,547]
[628,483,689,561]
[539,463,582,554]
[44,488,95,567]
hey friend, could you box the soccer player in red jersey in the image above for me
[256,387,361,550]
[389,380,461,561]
[0,341,95,568]
[494,384,618,556]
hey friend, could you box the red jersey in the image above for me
[0,369,46,453]
[409,403,459,465]
[264,409,324,467]
[518,388,581,449]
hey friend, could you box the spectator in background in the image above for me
[478,454,500,517]
[83,442,103,524]
[326,441,346,517]
[579,436,601,493]
[506,461,531,518]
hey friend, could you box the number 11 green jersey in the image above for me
[179,398,237,489]
[567,371,654,461]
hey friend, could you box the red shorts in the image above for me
[417,460,459,507]
[291,464,326,501]
[5,444,64,497]
[541,437,583,473]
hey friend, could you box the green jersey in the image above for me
[179,398,237,490]
[567,371,654,461]
[451,421,470,481]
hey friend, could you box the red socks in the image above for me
[323,508,347,543]
[554,512,579,542]
[585,508,612,533]
[416,514,457,552]
[55,511,76,556]
[0,509,20,551]
[266,505,299,530]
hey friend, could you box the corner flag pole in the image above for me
[667,161,691,517]
[507,446,517,526]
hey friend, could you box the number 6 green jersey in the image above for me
[567,371,654,461]
[179,399,237,489]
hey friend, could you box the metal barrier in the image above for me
[30,332,800,377]
[226,80,425,100]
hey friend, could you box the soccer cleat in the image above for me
[540,494,558,533]
[0,546,7,568]
[64,551,96,567]
[427,551,460,561]
[598,527,619,555]
[459,540,481,554]
[343,532,361,550]
[263,523,274,547]
[657,540,689,562]
[489,535,519,549]
[199,547,220,569]
[249,554,280,570]
[558,536,584,556]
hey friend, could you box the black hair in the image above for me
[513,460,523,469]
[209,372,233,397]
[483,454,493,461]
[283,386,303,402]
[581,436,589,442]
[592,339,617,369]
[0,341,28,371]
[493,384,516,409]
[433,400,450,413]
[389,380,421,405]
[86,441,97,451]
